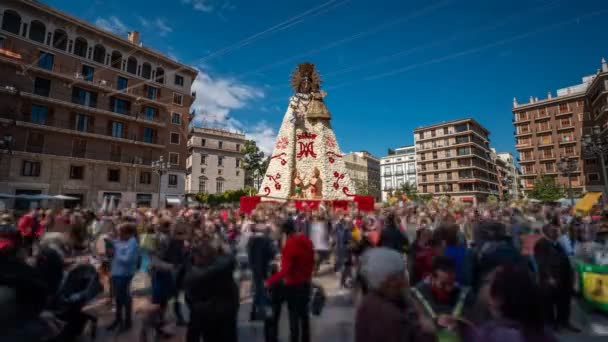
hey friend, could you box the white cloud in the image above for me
[138,17,173,37]
[190,68,275,152]
[95,16,129,36]
[181,0,235,13]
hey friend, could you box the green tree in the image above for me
[353,179,369,196]
[528,175,565,203]
[242,140,265,189]
[393,182,418,201]
[387,148,395,155]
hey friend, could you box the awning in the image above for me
[460,197,474,202]
[166,196,182,205]
[574,192,602,213]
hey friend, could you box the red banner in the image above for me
[240,196,261,214]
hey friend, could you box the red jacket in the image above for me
[266,233,314,287]
[17,213,42,237]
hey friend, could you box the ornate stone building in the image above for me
[0,0,197,209]
[343,151,381,201]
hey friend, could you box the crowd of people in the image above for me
[0,197,607,342]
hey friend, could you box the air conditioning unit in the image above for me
[74,72,83,79]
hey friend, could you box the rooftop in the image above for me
[513,58,607,109]
[189,126,246,139]
[413,118,489,135]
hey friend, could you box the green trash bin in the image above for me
[575,260,608,312]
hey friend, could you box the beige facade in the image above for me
[0,0,197,209]
[414,119,499,205]
[343,151,381,201]
[186,127,246,195]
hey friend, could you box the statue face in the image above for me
[300,76,311,93]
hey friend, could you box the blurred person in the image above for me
[265,218,314,342]
[379,211,409,254]
[17,207,43,255]
[534,223,579,332]
[106,223,139,333]
[474,265,558,342]
[185,239,239,342]
[355,247,435,342]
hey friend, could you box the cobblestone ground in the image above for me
[83,265,607,342]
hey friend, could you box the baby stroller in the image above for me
[50,263,103,341]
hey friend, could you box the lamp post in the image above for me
[582,125,608,198]
[558,156,578,206]
[151,156,169,208]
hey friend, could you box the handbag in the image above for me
[310,283,326,316]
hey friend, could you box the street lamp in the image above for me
[0,134,14,153]
[151,155,169,208]
[558,156,577,206]
[581,125,608,197]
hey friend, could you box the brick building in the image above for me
[512,58,608,195]
[185,127,246,195]
[0,0,197,209]
[414,119,499,205]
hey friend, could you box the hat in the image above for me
[360,247,407,290]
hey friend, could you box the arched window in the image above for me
[198,176,207,193]
[155,67,164,84]
[141,62,152,79]
[52,29,67,50]
[93,44,106,64]
[1,10,21,34]
[73,37,87,58]
[28,20,45,43]
[126,57,137,75]
[111,51,122,69]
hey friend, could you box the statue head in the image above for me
[291,62,321,94]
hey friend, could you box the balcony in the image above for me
[513,115,531,123]
[515,129,533,137]
[12,144,157,167]
[539,154,556,161]
[558,136,576,145]
[394,171,404,176]
[518,158,535,164]
[515,142,533,149]
[557,123,575,131]
[555,110,573,118]
[3,113,165,148]
[383,172,392,177]
[536,126,552,133]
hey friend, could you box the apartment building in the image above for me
[512,71,607,196]
[0,0,197,209]
[343,151,381,201]
[414,119,499,205]
[494,151,521,200]
[380,145,416,202]
[186,127,246,195]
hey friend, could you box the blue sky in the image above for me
[44,0,608,157]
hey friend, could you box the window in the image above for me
[107,168,120,182]
[170,132,180,144]
[111,121,124,138]
[110,144,122,162]
[117,76,128,90]
[168,174,178,188]
[201,154,207,164]
[126,57,137,74]
[201,168,206,174]
[564,145,575,155]
[69,165,84,179]
[146,86,158,100]
[34,77,51,96]
[236,143,240,151]
[199,177,207,192]
[52,29,67,50]
[29,21,46,43]
[236,170,240,176]
[141,63,152,79]
[155,67,165,83]
[236,158,241,167]
[22,161,41,177]
[216,180,224,193]
[174,75,184,86]
[110,97,130,114]
[443,127,449,135]
[140,171,151,184]
[169,152,179,165]
[588,173,600,182]
[435,184,440,192]
[173,93,183,105]
[201,139,206,146]
[455,124,468,132]
[144,106,156,120]
[218,141,223,149]
[31,105,48,124]
[457,147,470,156]
[143,127,155,143]
[2,10,21,34]
[446,161,451,168]
[73,37,87,58]
[75,114,91,132]
[81,65,94,81]
[111,51,122,69]
[171,113,181,125]
[559,103,569,112]
[27,132,44,152]
[93,44,106,64]
[218,156,224,166]
[455,136,469,144]
[72,87,97,107]
[37,53,54,72]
